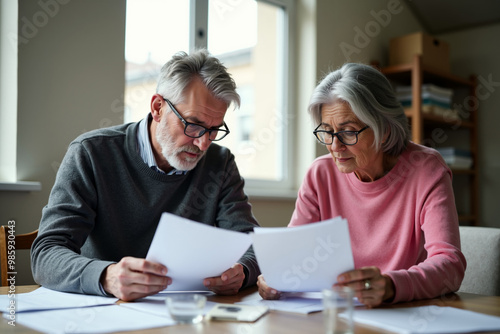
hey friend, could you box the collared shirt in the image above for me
[136,114,188,176]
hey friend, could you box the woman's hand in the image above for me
[335,266,395,307]
[203,263,245,295]
[257,274,282,300]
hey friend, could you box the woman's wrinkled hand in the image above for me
[257,274,282,300]
[335,266,395,308]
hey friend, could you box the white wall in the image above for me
[0,0,126,284]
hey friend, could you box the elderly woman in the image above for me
[257,63,466,307]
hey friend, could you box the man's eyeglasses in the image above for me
[163,98,230,141]
[313,125,369,146]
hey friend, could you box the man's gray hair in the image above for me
[157,49,240,109]
[308,63,410,156]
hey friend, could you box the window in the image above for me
[124,0,190,123]
[0,0,18,183]
[0,0,41,190]
[125,0,295,196]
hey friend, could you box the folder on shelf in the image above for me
[396,84,455,117]
[436,147,473,169]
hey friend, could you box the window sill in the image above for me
[0,181,42,192]
[245,188,297,201]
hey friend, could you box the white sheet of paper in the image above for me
[0,287,117,313]
[146,212,252,291]
[252,217,354,292]
[237,292,361,315]
[6,305,174,334]
[353,306,500,334]
[237,297,324,314]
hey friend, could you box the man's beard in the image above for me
[156,119,205,171]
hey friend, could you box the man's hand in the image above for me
[101,257,171,301]
[203,263,245,295]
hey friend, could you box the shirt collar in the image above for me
[136,114,188,175]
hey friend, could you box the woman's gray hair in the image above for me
[156,49,240,109]
[309,63,410,156]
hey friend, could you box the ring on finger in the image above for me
[364,279,372,290]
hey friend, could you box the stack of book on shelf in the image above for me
[396,84,459,120]
[436,147,473,170]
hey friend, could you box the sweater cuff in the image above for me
[81,260,116,296]
[241,264,250,288]
[385,270,412,303]
[238,246,261,289]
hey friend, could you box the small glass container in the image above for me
[322,286,354,334]
[165,294,207,324]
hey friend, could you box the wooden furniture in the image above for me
[0,226,38,286]
[2,285,500,334]
[379,55,479,225]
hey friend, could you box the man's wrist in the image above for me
[99,264,115,297]
[240,263,250,288]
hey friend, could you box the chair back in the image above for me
[0,226,38,286]
[459,226,500,296]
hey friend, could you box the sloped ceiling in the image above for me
[405,0,500,34]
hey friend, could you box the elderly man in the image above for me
[31,50,260,301]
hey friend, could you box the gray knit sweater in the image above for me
[31,122,260,296]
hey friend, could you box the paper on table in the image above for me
[6,305,174,334]
[352,306,500,334]
[252,217,354,292]
[237,292,361,315]
[238,297,324,314]
[146,212,253,291]
[0,287,117,313]
[120,296,216,318]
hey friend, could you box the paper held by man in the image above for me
[146,212,253,291]
[252,217,354,292]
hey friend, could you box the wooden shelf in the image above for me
[451,168,476,175]
[404,109,474,128]
[380,55,480,226]
[458,215,477,225]
[381,63,475,88]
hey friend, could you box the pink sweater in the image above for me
[289,142,466,303]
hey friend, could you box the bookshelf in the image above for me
[379,55,479,226]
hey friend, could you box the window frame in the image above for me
[0,0,18,183]
[190,0,296,198]
[0,0,41,191]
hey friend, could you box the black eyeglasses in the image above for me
[313,125,369,146]
[163,98,230,141]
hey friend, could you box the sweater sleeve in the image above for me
[288,163,321,227]
[385,166,467,303]
[31,142,114,296]
[213,151,261,288]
